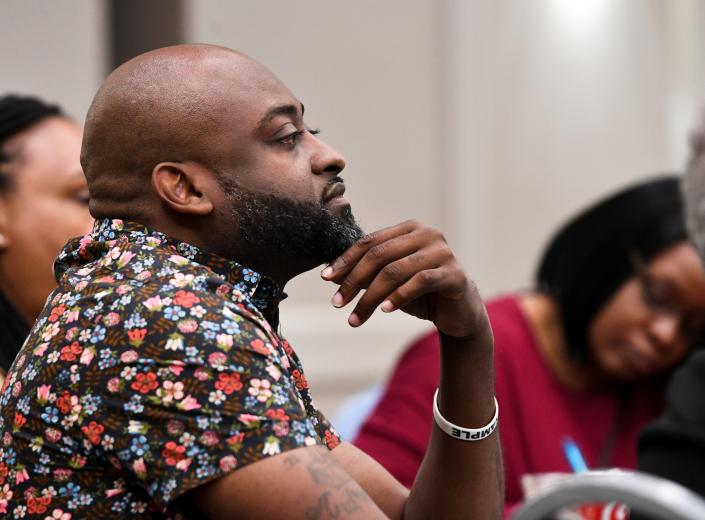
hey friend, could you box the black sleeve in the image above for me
[638,350,705,497]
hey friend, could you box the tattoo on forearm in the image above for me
[301,448,374,519]
[304,448,351,488]
[305,491,335,520]
[304,488,373,520]
[283,453,301,468]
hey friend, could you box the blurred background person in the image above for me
[0,95,93,383]
[354,176,705,514]
[638,115,705,499]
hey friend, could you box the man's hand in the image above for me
[321,219,488,338]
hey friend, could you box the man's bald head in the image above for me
[81,44,288,219]
[80,43,357,282]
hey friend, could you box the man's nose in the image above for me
[311,136,346,176]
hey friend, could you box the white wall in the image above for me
[0,0,107,122]
[441,0,692,298]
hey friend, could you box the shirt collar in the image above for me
[57,218,286,323]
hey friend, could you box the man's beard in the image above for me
[223,181,364,266]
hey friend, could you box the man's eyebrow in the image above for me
[256,103,305,131]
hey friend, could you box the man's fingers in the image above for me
[385,268,466,310]
[345,259,419,325]
[321,220,421,282]
[330,234,437,308]
[320,219,461,329]
[347,269,447,327]
[347,256,457,327]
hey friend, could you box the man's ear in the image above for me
[151,162,215,216]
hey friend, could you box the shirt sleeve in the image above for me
[91,294,324,513]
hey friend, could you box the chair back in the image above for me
[512,471,705,520]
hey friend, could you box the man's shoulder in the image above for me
[54,236,272,333]
[4,250,281,406]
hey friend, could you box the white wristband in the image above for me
[433,389,499,441]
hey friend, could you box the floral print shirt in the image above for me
[0,219,340,519]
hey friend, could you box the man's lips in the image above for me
[322,181,347,204]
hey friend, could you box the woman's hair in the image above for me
[537,176,687,362]
[0,94,62,192]
[0,94,64,371]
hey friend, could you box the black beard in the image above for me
[223,182,364,266]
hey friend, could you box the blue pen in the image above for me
[562,437,589,472]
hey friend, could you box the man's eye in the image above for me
[279,130,304,147]
[278,128,321,147]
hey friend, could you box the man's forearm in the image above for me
[405,328,503,519]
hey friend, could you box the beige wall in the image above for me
[0,0,107,122]
[442,0,677,297]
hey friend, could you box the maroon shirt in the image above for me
[354,295,665,513]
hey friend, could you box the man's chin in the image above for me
[325,201,355,220]
[324,196,353,215]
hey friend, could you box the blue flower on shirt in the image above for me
[131,435,149,456]
[60,482,81,497]
[164,306,186,321]
[41,406,60,424]
[242,269,259,283]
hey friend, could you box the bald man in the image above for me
[0,45,501,519]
